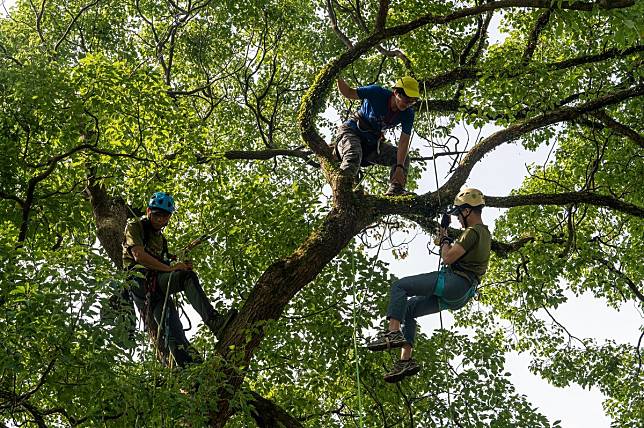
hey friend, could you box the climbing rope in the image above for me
[157,271,174,364]
[350,257,364,428]
[422,81,455,424]
[350,216,391,426]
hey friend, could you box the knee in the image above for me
[391,278,410,296]
[185,270,198,282]
[405,297,422,318]
[390,279,403,294]
[176,270,198,284]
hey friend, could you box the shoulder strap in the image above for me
[141,218,169,262]
[141,218,152,249]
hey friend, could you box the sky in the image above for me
[2,1,641,426]
[379,133,642,427]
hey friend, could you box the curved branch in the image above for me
[300,0,637,164]
[590,110,644,148]
[441,84,643,196]
[485,191,644,218]
[522,9,552,65]
[386,1,634,36]
[54,0,100,52]
[210,206,375,424]
[18,161,58,243]
[592,256,644,302]
[420,45,643,91]
[327,0,353,49]
[492,236,535,257]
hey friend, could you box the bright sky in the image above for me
[380,125,643,427]
[1,0,13,17]
[2,1,641,426]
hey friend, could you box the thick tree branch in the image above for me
[420,45,643,91]
[386,1,634,36]
[249,391,304,428]
[492,236,535,257]
[440,84,643,197]
[300,0,637,166]
[375,0,389,32]
[210,206,374,425]
[85,171,128,269]
[486,192,644,218]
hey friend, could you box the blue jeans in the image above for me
[386,270,473,345]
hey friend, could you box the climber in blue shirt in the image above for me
[335,76,419,195]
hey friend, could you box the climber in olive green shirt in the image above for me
[122,191,236,368]
[366,188,491,383]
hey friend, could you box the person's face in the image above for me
[455,207,471,227]
[147,208,172,230]
[394,89,418,111]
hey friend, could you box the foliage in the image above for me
[1,0,642,426]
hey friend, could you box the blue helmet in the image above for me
[148,191,175,214]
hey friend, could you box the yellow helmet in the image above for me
[447,188,485,214]
[393,76,420,98]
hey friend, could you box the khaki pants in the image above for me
[334,123,410,182]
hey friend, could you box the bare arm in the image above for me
[391,131,412,185]
[396,132,411,165]
[131,245,190,272]
[441,242,466,265]
[337,78,359,100]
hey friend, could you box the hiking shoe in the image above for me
[384,358,421,383]
[206,308,237,337]
[366,330,407,352]
[385,183,415,196]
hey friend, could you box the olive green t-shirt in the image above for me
[122,216,165,268]
[453,223,491,281]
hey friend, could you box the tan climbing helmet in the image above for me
[447,188,485,214]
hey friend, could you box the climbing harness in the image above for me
[434,268,478,310]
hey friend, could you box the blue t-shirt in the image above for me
[344,85,415,145]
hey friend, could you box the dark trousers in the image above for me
[130,270,215,367]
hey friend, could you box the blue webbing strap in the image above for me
[435,267,446,297]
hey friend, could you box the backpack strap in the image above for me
[141,218,169,264]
